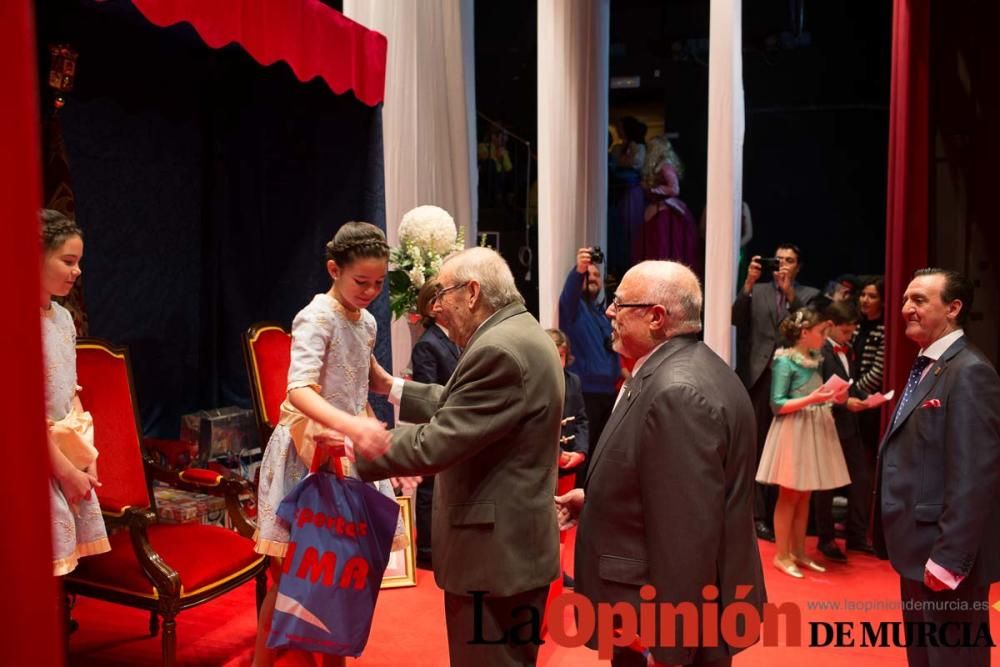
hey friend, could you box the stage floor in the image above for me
[68,531,1000,666]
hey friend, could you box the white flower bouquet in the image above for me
[388,205,464,321]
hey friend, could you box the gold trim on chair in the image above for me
[181,555,268,598]
[247,325,287,429]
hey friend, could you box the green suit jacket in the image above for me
[356,302,564,596]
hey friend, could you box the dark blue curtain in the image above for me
[41,0,392,436]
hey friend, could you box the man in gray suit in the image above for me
[873,268,1000,667]
[557,261,765,667]
[731,244,819,541]
[360,247,563,666]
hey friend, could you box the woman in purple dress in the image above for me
[636,135,699,271]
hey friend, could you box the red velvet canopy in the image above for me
[124,0,388,106]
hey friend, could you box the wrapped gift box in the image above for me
[180,407,259,460]
[153,484,227,526]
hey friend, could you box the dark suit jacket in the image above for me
[873,337,1000,586]
[561,369,589,456]
[410,322,460,385]
[819,340,867,440]
[576,336,766,665]
[356,303,564,597]
[732,281,820,389]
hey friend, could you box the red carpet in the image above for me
[68,532,1000,665]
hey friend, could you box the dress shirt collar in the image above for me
[919,329,965,361]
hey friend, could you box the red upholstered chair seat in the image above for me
[69,524,265,599]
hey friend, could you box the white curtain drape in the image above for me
[343,0,477,375]
[703,0,744,364]
[537,0,610,329]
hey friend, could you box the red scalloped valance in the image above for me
[126,0,387,106]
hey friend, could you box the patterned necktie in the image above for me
[893,355,932,426]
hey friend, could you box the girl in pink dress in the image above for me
[636,135,699,271]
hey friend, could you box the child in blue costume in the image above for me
[254,222,405,667]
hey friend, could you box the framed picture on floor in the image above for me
[381,495,417,589]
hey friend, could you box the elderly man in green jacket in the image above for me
[359,246,564,667]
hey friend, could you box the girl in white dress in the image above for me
[41,209,111,575]
[253,222,399,667]
[756,307,851,579]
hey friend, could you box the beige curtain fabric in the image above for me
[537,0,610,328]
[703,0,744,364]
[343,0,477,375]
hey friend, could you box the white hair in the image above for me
[443,247,524,312]
[629,261,702,336]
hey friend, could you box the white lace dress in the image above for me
[255,294,402,557]
[43,303,111,575]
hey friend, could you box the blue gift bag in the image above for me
[267,472,401,656]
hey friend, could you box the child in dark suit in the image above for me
[813,300,878,562]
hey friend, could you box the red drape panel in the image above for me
[127,0,388,106]
[0,1,64,664]
[883,0,930,425]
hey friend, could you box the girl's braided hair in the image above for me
[325,221,389,266]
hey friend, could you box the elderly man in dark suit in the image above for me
[873,268,1000,667]
[557,261,765,667]
[731,244,819,541]
[407,278,461,568]
[362,247,563,667]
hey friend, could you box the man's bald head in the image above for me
[625,261,703,337]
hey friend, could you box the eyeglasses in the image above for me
[432,281,469,303]
[609,295,655,313]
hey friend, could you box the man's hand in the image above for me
[345,415,391,460]
[576,247,593,275]
[743,256,762,294]
[369,355,394,395]
[924,567,950,592]
[554,488,585,530]
[774,267,795,301]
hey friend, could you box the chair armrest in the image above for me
[119,506,182,598]
[145,460,258,540]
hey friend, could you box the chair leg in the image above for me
[149,610,160,637]
[63,591,78,635]
[161,614,177,667]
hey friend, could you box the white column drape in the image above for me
[537,0,610,329]
[343,0,477,375]
[703,0,744,364]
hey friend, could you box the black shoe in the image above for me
[562,572,575,588]
[755,520,775,542]
[818,540,848,563]
[846,540,875,555]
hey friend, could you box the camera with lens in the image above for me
[757,256,781,273]
[588,246,604,265]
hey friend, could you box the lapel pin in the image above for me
[934,366,942,376]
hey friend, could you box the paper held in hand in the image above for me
[860,389,895,409]
[819,374,853,394]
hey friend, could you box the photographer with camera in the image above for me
[732,243,819,542]
[559,247,620,485]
